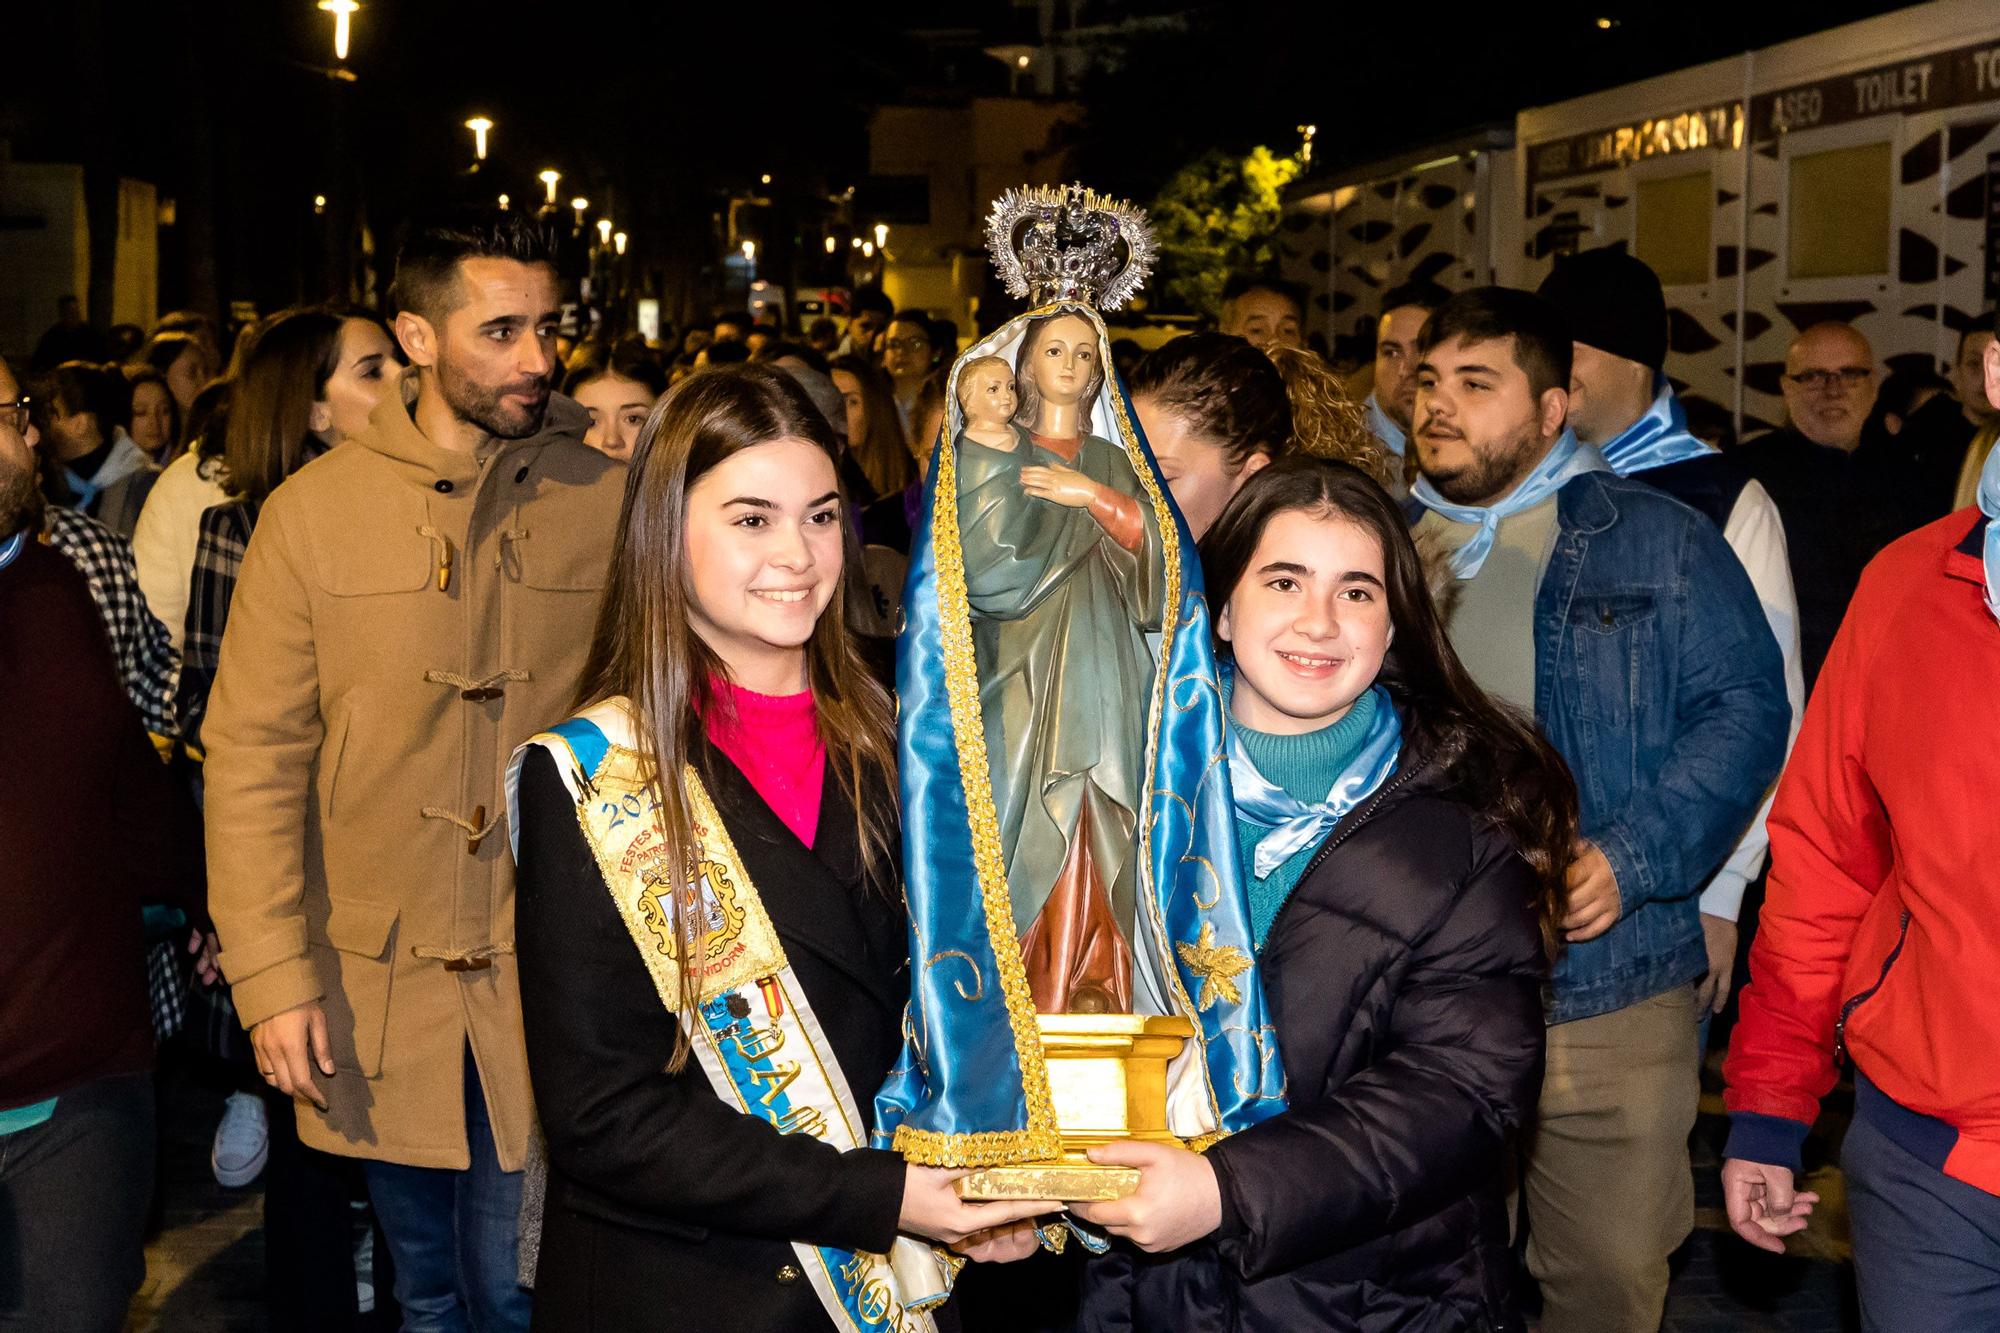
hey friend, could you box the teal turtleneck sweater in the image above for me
[1230,685,1382,951]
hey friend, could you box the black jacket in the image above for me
[1736,428,1866,689]
[1080,754,1548,1332]
[515,742,934,1333]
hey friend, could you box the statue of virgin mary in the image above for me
[876,185,1286,1172]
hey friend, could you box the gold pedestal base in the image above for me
[955,1013,1195,1202]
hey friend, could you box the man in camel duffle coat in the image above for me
[204,370,621,1176]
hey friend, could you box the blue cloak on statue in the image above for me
[873,299,1287,1167]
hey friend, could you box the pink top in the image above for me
[702,679,825,849]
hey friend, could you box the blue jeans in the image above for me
[363,1050,530,1332]
[1844,1106,2000,1332]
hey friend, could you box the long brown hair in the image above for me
[571,364,899,1068]
[827,353,914,499]
[222,307,343,503]
[1201,456,1578,956]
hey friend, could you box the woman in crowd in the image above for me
[124,365,182,464]
[1074,457,1573,1331]
[132,372,237,655]
[40,360,157,538]
[563,342,667,464]
[177,307,397,745]
[1129,332,1297,540]
[175,303,402,1329]
[828,352,914,504]
[510,365,1048,1331]
[139,328,215,415]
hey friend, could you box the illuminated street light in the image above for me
[613,231,628,256]
[760,173,772,186]
[318,0,358,61]
[570,197,589,226]
[596,218,613,246]
[851,237,862,249]
[1016,54,1030,70]
[314,193,327,214]
[862,241,875,258]
[742,240,757,261]
[497,193,510,211]
[873,222,889,249]
[464,116,493,161]
[1595,16,1620,28]
[539,169,561,205]
[1297,123,1318,166]
[824,236,838,254]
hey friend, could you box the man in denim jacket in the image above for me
[1408,288,1789,1333]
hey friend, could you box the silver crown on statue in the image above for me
[986,183,1156,312]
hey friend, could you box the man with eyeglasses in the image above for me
[1739,322,1877,687]
[882,308,936,440]
[0,350,211,1330]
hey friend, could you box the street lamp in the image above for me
[497,193,510,211]
[596,218,613,246]
[824,236,837,254]
[873,222,889,249]
[570,197,590,227]
[613,231,627,256]
[316,0,360,60]
[539,169,561,205]
[314,194,327,215]
[464,116,493,161]
[741,240,757,262]
[760,173,772,186]
[851,237,862,249]
[862,241,875,259]
[1297,123,1317,166]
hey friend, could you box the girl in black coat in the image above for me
[513,367,1050,1333]
[1073,458,1579,1331]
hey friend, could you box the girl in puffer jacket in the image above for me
[1073,457,1578,1332]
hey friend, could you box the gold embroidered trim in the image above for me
[917,404,1062,1165]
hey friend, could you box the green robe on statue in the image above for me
[955,426,1165,1012]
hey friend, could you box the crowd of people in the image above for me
[2,201,1996,1333]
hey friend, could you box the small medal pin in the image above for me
[756,975,784,1019]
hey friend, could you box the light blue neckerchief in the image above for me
[1364,393,1406,457]
[1597,376,1713,477]
[62,467,102,512]
[1412,430,1610,579]
[1227,685,1403,878]
[1979,441,1999,626]
[0,530,24,573]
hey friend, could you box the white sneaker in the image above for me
[210,1091,268,1187]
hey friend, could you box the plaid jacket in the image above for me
[177,498,259,752]
[44,504,179,739]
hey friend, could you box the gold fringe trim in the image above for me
[892,1123,1063,1167]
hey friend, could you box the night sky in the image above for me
[3,0,1914,319]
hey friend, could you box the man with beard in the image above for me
[202,210,623,1328]
[1,352,209,1331]
[1408,288,1788,1333]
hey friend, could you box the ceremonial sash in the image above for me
[508,699,955,1332]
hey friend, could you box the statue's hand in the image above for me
[1019,464,1102,509]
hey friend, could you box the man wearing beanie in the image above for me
[1539,248,1805,1039]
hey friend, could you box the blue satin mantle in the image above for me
[873,303,1287,1162]
[1596,376,1713,477]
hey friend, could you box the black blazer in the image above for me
[1079,754,1548,1333]
[515,741,924,1333]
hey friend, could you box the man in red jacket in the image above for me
[1722,316,2000,1329]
